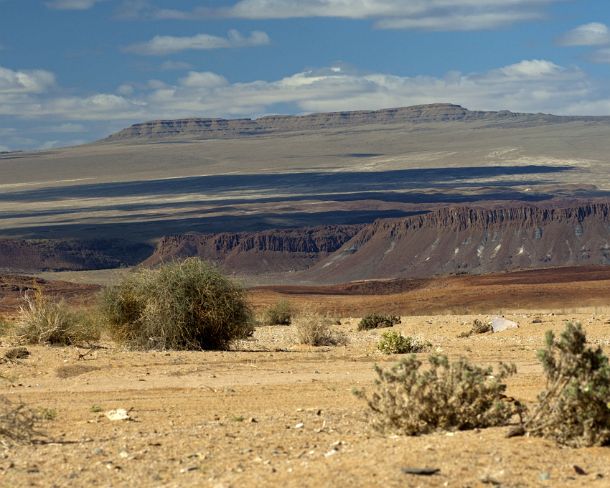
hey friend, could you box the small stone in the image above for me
[539,472,551,481]
[180,466,199,473]
[573,465,587,476]
[402,467,440,476]
[294,423,304,429]
[105,408,131,421]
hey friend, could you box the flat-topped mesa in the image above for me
[102,103,606,143]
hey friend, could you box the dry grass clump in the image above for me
[458,318,492,338]
[0,317,11,336]
[16,291,100,346]
[264,299,293,326]
[377,331,431,354]
[358,313,401,331]
[294,312,347,346]
[357,354,520,435]
[101,258,253,350]
[0,396,45,445]
[525,322,610,447]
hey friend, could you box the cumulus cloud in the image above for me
[558,22,610,46]
[125,30,270,55]
[46,0,103,10]
[589,47,610,64]
[118,0,559,31]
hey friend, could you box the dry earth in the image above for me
[1,307,610,487]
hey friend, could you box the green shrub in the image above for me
[294,312,347,346]
[377,331,431,354]
[264,299,293,325]
[101,258,253,350]
[356,354,520,435]
[16,291,100,346]
[358,313,401,331]
[525,322,610,447]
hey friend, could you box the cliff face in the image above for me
[308,201,610,283]
[0,239,153,273]
[102,104,610,142]
[144,225,364,273]
[144,201,610,282]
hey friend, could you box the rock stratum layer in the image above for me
[146,201,610,283]
[0,239,153,273]
[103,104,610,142]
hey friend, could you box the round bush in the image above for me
[101,258,253,350]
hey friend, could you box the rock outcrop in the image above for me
[102,104,610,143]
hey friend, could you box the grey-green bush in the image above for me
[356,354,520,435]
[264,299,293,325]
[357,313,401,331]
[101,258,253,350]
[525,322,610,447]
[377,331,431,354]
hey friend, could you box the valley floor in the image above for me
[1,309,609,487]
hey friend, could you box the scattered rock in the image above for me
[506,425,526,438]
[491,317,519,333]
[539,472,551,481]
[105,408,131,421]
[402,467,440,476]
[294,422,304,429]
[573,465,587,476]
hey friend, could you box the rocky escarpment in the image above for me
[307,201,610,283]
[0,239,154,273]
[143,224,364,274]
[102,104,610,142]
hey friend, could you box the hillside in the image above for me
[145,200,610,283]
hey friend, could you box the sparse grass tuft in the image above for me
[356,354,520,435]
[525,322,610,447]
[294,312,347,346]
[377,331,431,354]
[358,313,401,331]
[101,258,253,350]
[16,290,100,346]
[458,318,492,338]
[264,299,293,326]
[0,396,46,444]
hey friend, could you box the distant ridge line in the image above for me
[102,103,610,143]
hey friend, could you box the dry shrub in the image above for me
[294,312,347,346]
[458,318,492,338]
[264,299,293,326]
[377,331,431,354]
[358,313,401,331]
[357,354,520,435]
[0,396,45,445]
[526,322,610,447]
[16,291,100,346]
[101,258,253,350]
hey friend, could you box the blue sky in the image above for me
[1,0,610,150]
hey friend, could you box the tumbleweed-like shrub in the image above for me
[458,318,492,338]
[356,354,520,435]
[17,290,100,346]
[294,312,347,346]
[525,322,610,447]
[101,258,253,350]
[264,299,293,326]
[358,313,401,331]
[0,396,45,445]
[377,331,431,354]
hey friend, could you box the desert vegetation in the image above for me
[376,331,431,354]
[263,299,293,326]
[458,318,492,337]
[357,313,401,330]
[294,312,347,346]
[16,290,100,346]
[0,396,46,445]
[101,258,253,350]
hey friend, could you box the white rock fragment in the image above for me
[105,408,131,421]
[491,317,519,333]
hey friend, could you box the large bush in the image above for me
[377,331,431,354]
[101,258,253,350]
[294,312,347,346]
[17,291,100,346]
[356,354,520,435]
[525,322,610,447]
[264,299,293,326]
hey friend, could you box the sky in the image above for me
[1,0,610,151]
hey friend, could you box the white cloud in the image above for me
[46,0,103,10]
[559,22,610,46]
[0,66,55,94]
[118,0,559,31]
[125,30,270,55]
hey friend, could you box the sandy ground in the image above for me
[1,308,610,487]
